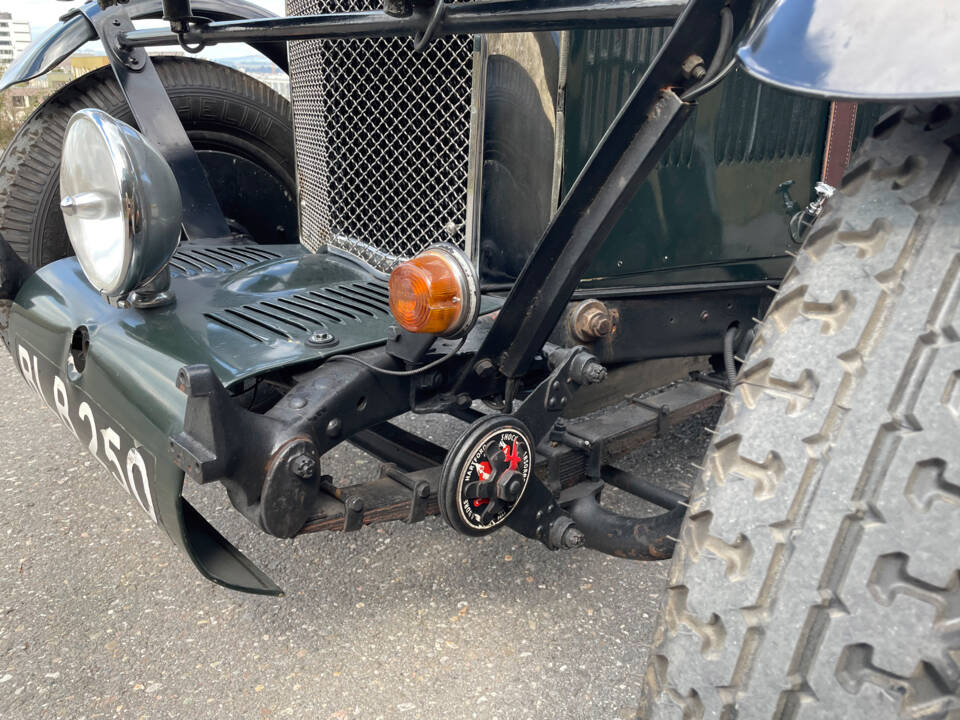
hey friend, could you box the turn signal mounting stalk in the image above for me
[389,244,479,338]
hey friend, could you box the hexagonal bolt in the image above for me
[307,331,336,347]
[473,358,495,378]
[496,470,524,502]
[681,54,707,80]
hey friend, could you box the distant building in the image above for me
[3,56,112,121]
[0,11,31,64]
[69,55,112,77]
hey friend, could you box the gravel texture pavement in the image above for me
[0,354,718,720]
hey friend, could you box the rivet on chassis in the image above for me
[570,299,616,343]
[326,418,342,437]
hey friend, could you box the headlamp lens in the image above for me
[60,109,182,299]
[61,114,128,292]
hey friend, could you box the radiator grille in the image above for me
[286,0,476,270]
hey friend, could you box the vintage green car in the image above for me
[0,0,957,715]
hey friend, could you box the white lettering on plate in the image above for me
[17,345,158,524]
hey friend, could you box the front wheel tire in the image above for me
[641,103,960,718]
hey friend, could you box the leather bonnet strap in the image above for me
[822,101,859,188]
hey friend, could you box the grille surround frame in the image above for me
[286,0,486,272]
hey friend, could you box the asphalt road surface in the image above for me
[0,353,717,720]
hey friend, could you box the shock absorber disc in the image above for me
[439,415,535,536]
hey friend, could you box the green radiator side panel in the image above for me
[562,28,885,290]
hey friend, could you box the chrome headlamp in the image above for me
[60,109,182,304]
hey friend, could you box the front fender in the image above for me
[8,260,282,596]
[0,0,288,92]
[737,0,960,101]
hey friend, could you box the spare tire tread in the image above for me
[0,56,293,266]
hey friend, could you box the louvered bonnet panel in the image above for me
[285,0,479,271]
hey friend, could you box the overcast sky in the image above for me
[0,0,286,58]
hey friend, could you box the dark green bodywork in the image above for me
[7,245,403,594]
[562,27,880,290]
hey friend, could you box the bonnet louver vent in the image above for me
[204,281,392,344]
[168,246,283,277]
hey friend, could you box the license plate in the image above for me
[15,342,158,523]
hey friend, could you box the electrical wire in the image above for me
[324,336,467,377]
[723,324,739,388]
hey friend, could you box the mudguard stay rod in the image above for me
[82,4,233,243]
[119,0,688,47]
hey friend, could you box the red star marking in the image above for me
[503,440,522,471]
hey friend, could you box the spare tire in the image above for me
[0,56,297,267]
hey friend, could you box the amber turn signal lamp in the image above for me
[389,244,479,338]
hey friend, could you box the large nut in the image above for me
[570,299,615,342]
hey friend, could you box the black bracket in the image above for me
[552,420,604,480]
[382,465,430,524]
[513,346,607,443]
[632,397,671,438]
[385,325,438,364]
[170,364,240,483]
[83,2,233,243]
[318,477,366,532]
[489,346,607,549]
[344,496,365,531]
[505,473,582,550]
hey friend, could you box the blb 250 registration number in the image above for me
[16,343,158,523]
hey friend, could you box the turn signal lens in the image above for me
[389,244,479,338]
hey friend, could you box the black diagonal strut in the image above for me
[83,4,233,244]
[454,0,745,390]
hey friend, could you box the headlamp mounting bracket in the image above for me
[123,266,176,310]
[81,2,233,245]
